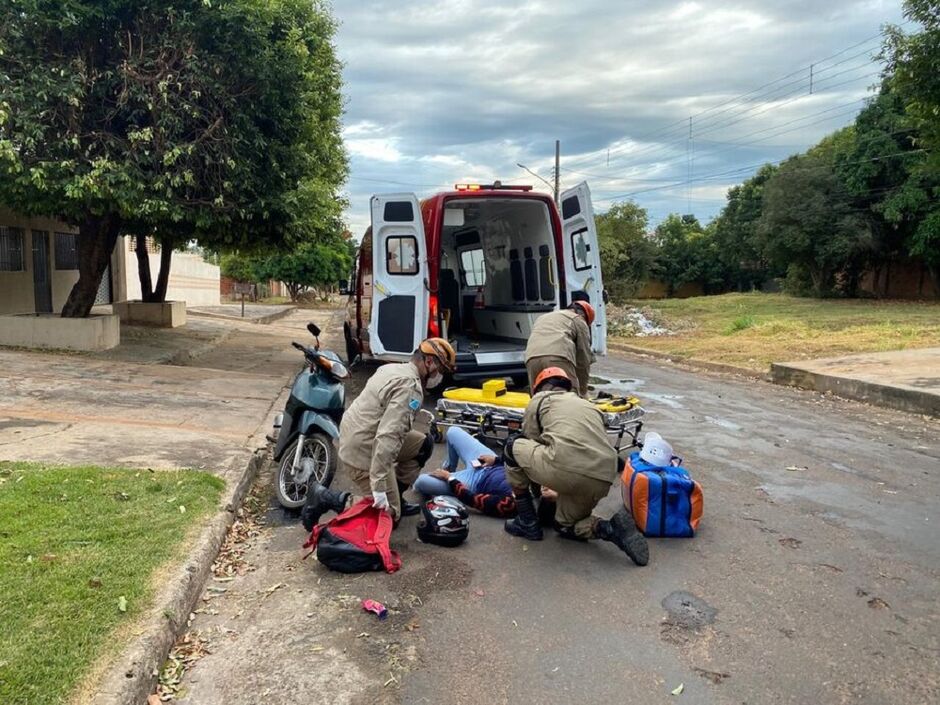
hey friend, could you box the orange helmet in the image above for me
[533,366,572,393]
[571,300,595,325]
[419,337,457,372]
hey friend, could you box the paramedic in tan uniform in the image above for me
[524,300,594,397]
[301,337,457,528]
[502,367,649,566]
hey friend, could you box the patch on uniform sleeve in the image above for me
[409,398,421,411]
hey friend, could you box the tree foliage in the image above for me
[221,235,355,302]
[758,149,872,296]
[595,201,656,299]
[0,0,346,315]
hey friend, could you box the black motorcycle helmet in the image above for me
[417,495,470,547]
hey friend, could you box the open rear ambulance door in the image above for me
[369,194,428,359]
[559,182,607,354]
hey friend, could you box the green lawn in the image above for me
[613,292,940,371]
[0,462,224,705]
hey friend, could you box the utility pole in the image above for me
[554,139,560,205]
[687,115,693,215]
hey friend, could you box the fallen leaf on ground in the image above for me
[178,505,186,514]
[671,683,684,695]
[405,620,420,632]
[88,577,102,588]
[868,597,890,609]
[118,596,128,613]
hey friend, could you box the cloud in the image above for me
[333,0,906,236]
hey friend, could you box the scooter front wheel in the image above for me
[275,432,337,509]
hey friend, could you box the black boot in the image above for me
[594,508,649,566]
[504,492,544,541]
[301,481,349,531]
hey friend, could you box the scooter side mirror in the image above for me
[307,322,321,337]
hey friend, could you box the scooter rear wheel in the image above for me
[275,431,337,509]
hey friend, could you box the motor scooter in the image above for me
[270,322,349,508]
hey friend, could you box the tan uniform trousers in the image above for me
[525,355,583,397]
[343,429,427,521]
[505,460,611,539]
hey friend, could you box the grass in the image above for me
[614,292,940,371]
[0,462,224,705]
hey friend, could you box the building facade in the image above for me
[0,207,220,315]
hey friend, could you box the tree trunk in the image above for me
[61,214,121,318]
[135,235,154,302]
[153,240,173,303]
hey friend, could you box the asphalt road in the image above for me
[176,313,940,705]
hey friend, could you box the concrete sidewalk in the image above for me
[772,347,940,417]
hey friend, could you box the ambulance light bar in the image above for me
[454,182,533,192]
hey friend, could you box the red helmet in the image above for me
[571,300,595,325]
[533,366,572,393]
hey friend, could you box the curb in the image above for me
[87,376,294,705]
[88,450,267,705]
[771,362,940,418]
[188,306,296,325]
[607,342,769,381]
[162,328,234,366]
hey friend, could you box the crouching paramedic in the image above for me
[524,300,594,397]
[301,337,456,529]
[502,367,649,566]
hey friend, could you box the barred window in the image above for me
[55,232,80,270]
[0,226,25,271]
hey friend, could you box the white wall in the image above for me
[121,239,220,306]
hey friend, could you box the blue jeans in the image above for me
[413,426,492,496]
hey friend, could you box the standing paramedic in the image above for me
[301,337,457,530]
[524,299,594,397]
[502,367,650,566]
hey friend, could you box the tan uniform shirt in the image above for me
[338,362,423,493]
[512,389,617,484]
[524,309,593,395]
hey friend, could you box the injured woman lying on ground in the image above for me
[413,425,557,523]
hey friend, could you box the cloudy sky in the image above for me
[332,0,907,235]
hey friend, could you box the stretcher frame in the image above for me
[433,397,645,454]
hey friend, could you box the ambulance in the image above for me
[343,182,606,384]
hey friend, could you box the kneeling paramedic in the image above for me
[302,338,457,529]
[502,367,649,566]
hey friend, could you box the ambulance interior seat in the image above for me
[538,244,553,301]
[523,246,538,301]
[439,268,460,335]
[509,248,525,302]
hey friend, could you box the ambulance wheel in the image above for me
[343,322,359,365]
[275,432,337,509]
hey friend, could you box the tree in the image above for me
[834,86,939,295]
[259,239,353,302]
[885,1,940,174]
[595,201,657,301]
[758,151,871,296]
[652,214,709,296]
[0,0,346,316]
[710,164,780,291]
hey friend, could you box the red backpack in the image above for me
[302,498,402,574]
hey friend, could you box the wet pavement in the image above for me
[173,330,940,705]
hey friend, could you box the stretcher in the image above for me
[434,379,645,453]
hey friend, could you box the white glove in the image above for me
[371,491,390,512]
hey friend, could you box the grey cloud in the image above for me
[334,0,906,233]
